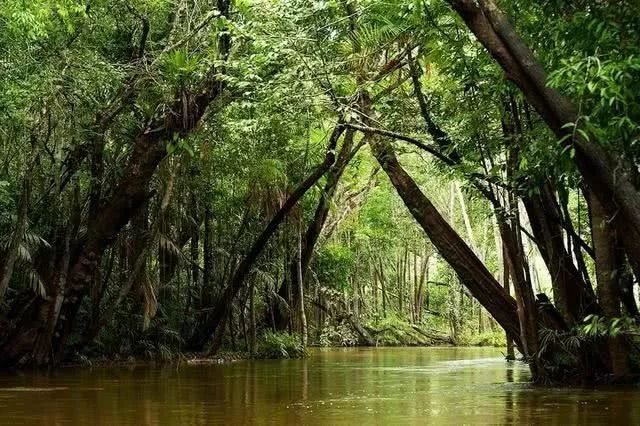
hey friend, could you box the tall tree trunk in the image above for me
[249,279,256,353]
[447,0,640,272]
[371,257,379,319]
[368,136,523,352]
[293,221,308,347]
[190,196,200,302]
[503,244,516,361]
[202,205,214,308]
[379,257,387,318]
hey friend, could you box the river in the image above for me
[0,347,639,424]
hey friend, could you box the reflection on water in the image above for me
[0,347,639,425]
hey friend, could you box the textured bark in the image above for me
[409,60,537,363]
[502,95,598,324]
[503,244,516,360]
[522,183,599,324]
[202,205,214,307]
[591,196,631,378]
[295,224,308,347]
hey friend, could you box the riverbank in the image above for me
[61,351,249,369]
[56,321,503,369]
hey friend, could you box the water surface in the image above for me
[0,347,639,424]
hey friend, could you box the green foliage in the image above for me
[457,331,506,348]
[1,0,639,382]
[255,332,306,359]
[315,243,355,290]
[578,315,635,339]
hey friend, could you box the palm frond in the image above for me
[158,232,187,263]
[271,290,290,315]
[25,268,46,298]
[141,273,158,331]
[16,243,32,264]
[23,230,51,249]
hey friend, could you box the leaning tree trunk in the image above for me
[368,136,523,353]
[275,129,356,329]
[187,124,346,352]
[446,0,640,274]
[0,18,230,367]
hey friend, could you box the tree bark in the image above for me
[591,195,631,378]
[368,136,523,352]
[203,205,214,307]
[447,0,640,272]
[503,244,516,360]
[0,7,229,365]
[522,183,598,323]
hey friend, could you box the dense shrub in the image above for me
[318,324,359,347]
[255,331,306,359]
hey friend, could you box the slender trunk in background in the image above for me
[203,205,214,308]
[249,280,256,353]
[456,183,477,253]
[420,249,430,315]
[558,189,594,293]
[229,308,236,351]
[379,257,387,317]
[371,258,379,319]
[503,244,516,360]
[397,251,404,314]
[414,257,420,323]
[190,196,200,302]
[295,222,308,347]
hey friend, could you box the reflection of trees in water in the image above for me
[2,350,640,424]
[504,384,639,424]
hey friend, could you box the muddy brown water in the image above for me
[1,347,639,425]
